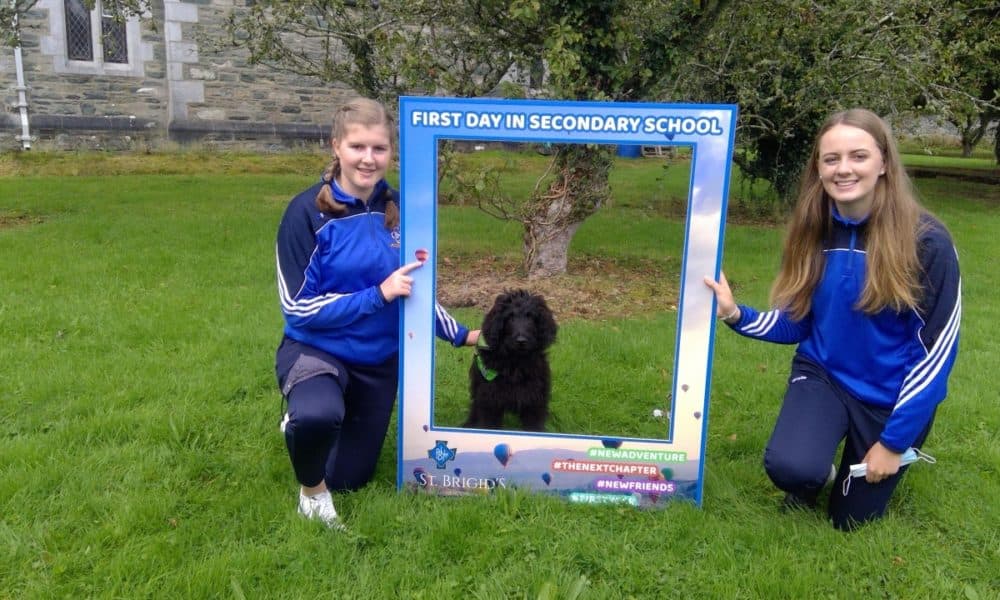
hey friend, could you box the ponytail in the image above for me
[315,158,347,216]
[384,195,399,230]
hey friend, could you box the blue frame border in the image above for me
[398,97,737,507]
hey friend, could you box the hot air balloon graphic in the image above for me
[493,443,512,467]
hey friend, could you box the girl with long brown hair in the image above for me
[705,109,961,530]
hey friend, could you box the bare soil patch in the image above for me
[0,213,45,229]
[436,254,680,323]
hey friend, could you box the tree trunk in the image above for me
[521,144,613,279]
[961,139,974,158]
[994,125,1000,164]
[959,114,987,159]
[524,203,583,279]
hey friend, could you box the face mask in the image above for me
[841,447,937,496]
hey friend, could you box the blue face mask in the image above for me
[841,447,937,496]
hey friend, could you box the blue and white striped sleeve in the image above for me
[435,302,470,347]
[727,305,810,344]
[881,230,961,452]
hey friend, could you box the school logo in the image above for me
[428,440,457,469]
[390,227,401,248]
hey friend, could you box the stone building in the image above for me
[2,0,352,151]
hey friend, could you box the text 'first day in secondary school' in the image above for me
[410,110,725,136]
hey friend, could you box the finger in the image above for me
[397,261,424,275]
[718,273,733,295]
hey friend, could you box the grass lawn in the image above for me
[0,150,997,599]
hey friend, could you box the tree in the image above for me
[223,0,411,105]
[929,2,1000,158]
[498,0,727,277]
[995,122,1000,164]
[222,0,518,106]
[673,1,956,205]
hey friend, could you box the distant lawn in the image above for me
[0,153,996,598]
[3,143,994,176]
[898,137,997,163]
[901,154,998,171]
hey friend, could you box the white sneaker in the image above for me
[297,490,346,531]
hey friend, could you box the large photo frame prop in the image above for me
[398,97,737,507]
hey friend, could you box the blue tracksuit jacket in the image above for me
[727,209,961,452]
[276,178,469,365]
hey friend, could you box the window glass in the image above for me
[65,0,93,61]
[101,12,128,63]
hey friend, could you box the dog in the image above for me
[464,289,558,431]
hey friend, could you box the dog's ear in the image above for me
[480,292,509,349]
[532,294,558,347]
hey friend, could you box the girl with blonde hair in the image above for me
[274,97,479,530]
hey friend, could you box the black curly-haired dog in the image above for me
[464,289,558,431]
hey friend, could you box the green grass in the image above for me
[1,153,997,599]
[897,138,998,163]
[900,154,998,171]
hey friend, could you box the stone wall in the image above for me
[1,0,352,152]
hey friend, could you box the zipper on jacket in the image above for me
[845,226,858,276]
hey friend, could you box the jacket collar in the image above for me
[831,203,870,227]
[329,178,389,207]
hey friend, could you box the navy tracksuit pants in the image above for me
[764,355,933,531]
[276,337,398,492]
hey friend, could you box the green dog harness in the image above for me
[474,337,498,381]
